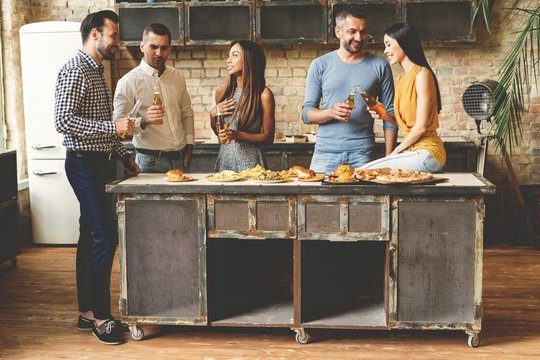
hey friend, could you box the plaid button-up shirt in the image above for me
[54,49,128,159]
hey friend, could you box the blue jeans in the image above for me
[310,148,373,174]
[360,149,443,173]
[136,150,190,173]
[65,152,117,320]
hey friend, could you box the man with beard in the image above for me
[54,10,140,345]
[114,23,195,172]
[302,5,398,174]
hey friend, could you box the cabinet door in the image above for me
[118,194,207,325]
[256,0,327,44]
[392,197,483,328]
[0,201,20,263]
[207,194,296,239]
[298,195,390,241]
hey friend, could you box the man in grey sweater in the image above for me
[302,5,398,174]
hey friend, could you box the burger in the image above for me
[166,169,184,181]
[337,171,355,182]
[335,164,354,175]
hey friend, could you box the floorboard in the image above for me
[1,245,539,359]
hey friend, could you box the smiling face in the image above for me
[336,16,368,55]
[96,18,120,61]
[140,32,171,71]
[226,43,244,77]
[383,34,405,65]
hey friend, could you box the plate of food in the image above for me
[298,174,326,182]
[322,164,359,184]
[240,164,267,179]
[354,168,444,185]
[287,165,318,180]
[253,170,290,183]
[164,169,197,182]
[253,179,289,184]
[205,171,243,182]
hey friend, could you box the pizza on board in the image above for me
[354,168,433,184]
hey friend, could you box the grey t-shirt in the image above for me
[302,51,397,152]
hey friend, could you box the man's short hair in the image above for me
[80,10,119,44]
[143,23,172,45]
[335,5,368,27]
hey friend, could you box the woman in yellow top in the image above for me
[361,22,446,173]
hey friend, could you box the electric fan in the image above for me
[461,79,498,174]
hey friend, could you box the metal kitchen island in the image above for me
[106,173,495,347]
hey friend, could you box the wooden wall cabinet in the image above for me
[185,1,253,45]
[118,3,183,46]
[116,0,475,46]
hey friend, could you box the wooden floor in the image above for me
[1,245,540,359]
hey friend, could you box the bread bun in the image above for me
[338,171,355,182]
[289,165,316,179]
[166,169,184,181]
[335,164,354,174]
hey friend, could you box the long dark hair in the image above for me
[217,40,266,131]
[385,22,442,113]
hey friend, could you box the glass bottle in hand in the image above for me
[344,85,359,109]
[153,81,164,125]
[360,92,387,117]
[216,106,230,144]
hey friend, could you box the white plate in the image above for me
[253,179,289,184]
[298,174,325,182]
[163,176,197,182]
[205,175,242,182]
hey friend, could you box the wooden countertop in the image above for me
[107,172,495,196]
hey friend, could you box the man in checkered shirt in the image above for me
[54,10,140,345]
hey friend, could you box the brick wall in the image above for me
[2,0,539,243]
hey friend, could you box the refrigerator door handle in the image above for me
[31,143,56,150]
[33,170,58,176]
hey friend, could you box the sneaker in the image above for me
[77,315,94,331]
[92,320,123,345]
[111,319,130,332]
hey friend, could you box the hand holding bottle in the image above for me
[360,92,387,119]
[147,81,165,125]
[216,106,231,144]
[119,99,142,139]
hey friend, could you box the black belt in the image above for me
[66,150,113,161]
[136,148,182,159]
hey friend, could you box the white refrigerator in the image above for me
[20,21,111,244]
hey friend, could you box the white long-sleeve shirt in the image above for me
[114,59,194,151]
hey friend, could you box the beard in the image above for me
[97,37,116,61]
[342,39,364,54]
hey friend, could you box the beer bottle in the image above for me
[344,86,358,109]
[360,92,387,117]
[153,81,164,125]
[216,106,230,144]
[153,83,162,107]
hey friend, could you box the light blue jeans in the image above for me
[136,151,190,173]
[360,149,443,173]
[310,149,373,174]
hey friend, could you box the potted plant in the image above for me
[474,0,539,151]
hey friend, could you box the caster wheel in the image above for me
[295,331,310,344]
[131,326,144,341]
[468,334,480,348]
